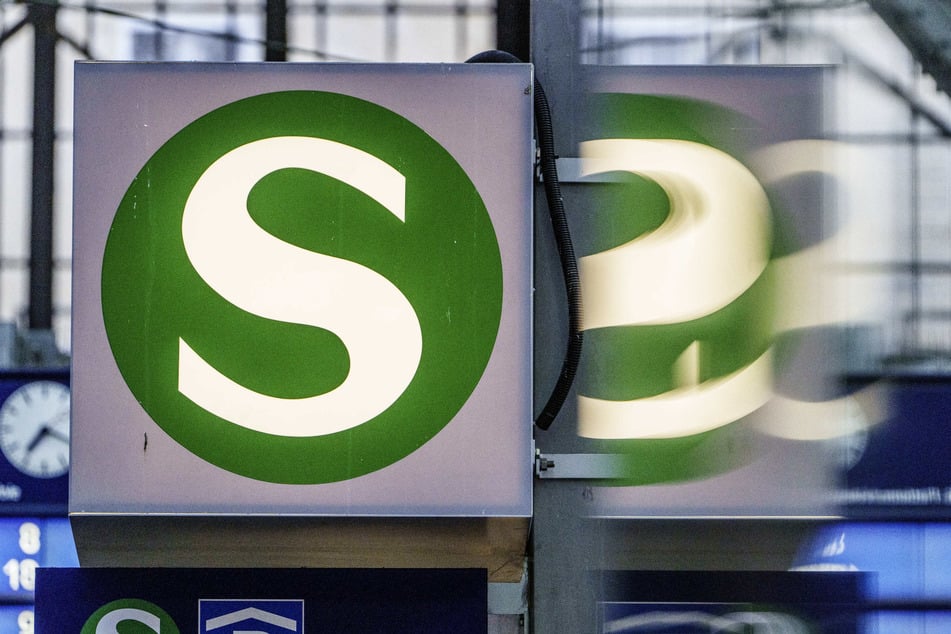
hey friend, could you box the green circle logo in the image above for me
[102,91,502,484]
[81,598,180,634]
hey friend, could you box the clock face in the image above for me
[0,381,70,478]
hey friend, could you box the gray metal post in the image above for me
[28,0,57,332]
[529,2,600,632]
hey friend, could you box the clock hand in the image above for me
[26,427,49,453]
[24,421,69,452]
[46,427,69,444]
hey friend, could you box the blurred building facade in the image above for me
[3,0,951,375]
[1,0,497,363]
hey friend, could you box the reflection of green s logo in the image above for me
[579,137,772,439]
[578,94,776,484]
[579,96,773,441]
[102,91,502,484]
[81,599,180,634]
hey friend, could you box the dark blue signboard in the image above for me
[840,376,951,518]
[598,571,864,633]
[35,568,486,633]
[0,370,70,515]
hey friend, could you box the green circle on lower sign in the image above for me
[81,598,180,634]
[101,90,503,484]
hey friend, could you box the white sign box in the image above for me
[71,63,533,517]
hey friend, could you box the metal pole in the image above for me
[529,1,596,631]
[28,0,57,332]
[496,0,530,62]
[265,0,288,61]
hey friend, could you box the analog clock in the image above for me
[0,381,70,478]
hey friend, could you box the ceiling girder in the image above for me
[867,0,951,97]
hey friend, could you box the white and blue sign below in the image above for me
[201,600,304,634]
[36,567,486,633]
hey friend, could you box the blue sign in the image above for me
[795,522,951,632]
[35,568,486,633]
[0,605,34,632]
[0,370,69,515]
[0,517,77,602]
[840,376,951,518]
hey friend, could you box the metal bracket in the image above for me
[534,450,626,480]
[488,559,528,615]
[487,558,529,631]
[536,157,630,184]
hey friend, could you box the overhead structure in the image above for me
[868,0,951,101]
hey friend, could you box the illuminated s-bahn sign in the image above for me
[100,91,503,485]
[70,63,533,516]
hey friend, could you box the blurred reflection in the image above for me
[794,522,951,632]
[598,571,863,633]
[576,68,871,513]
[604,609,811,633]
[579,138,772,440]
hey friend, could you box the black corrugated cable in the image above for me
[466,50,583,431]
